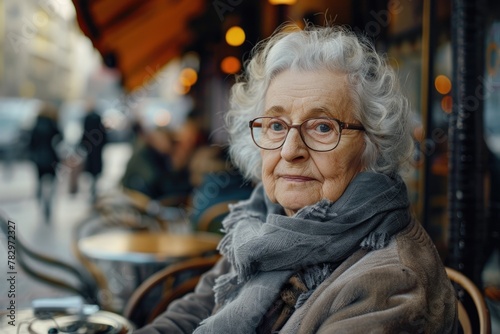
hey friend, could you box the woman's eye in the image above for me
[270,121,285,131]
[315,123,332,133]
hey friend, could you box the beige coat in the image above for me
[134,220,458,333]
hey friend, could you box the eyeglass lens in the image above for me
[251,117,341,151]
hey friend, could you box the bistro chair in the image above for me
[0,211,98,305]
[445,266,491,334]
[196,200,237,233]
[123,255,220,328]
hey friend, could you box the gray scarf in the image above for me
[194,172,411,334]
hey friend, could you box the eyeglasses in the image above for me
[249,117,365,152]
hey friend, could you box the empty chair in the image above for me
[0,211,98,305]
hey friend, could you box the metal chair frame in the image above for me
[0,213,98,304]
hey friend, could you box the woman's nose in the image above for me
[280,128,309,161]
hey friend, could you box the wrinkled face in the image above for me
[261,69,366,216]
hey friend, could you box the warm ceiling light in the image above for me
[221,56,241,74]
[179,68,198,86]
[268,0,297,5]
[225,26,246,47]
[435,75,452,95]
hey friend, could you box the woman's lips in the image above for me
[280,175,315,182]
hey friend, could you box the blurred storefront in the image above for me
[0,0,97,101]
[482,1,500,317]
[0,0,101,160]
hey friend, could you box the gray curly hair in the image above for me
[225,24,414,182]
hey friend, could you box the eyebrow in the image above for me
[263,105,285,116]
[263,105,337,118]
[309,107,336,118]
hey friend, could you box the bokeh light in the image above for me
[154,110,172,127]
[269,0,297,4]
[220,56,241,74]
[441,95,453,113]
[179,68,198,86]
[225,26,246,47]
[435,75,452,95]
[173,82,191,95]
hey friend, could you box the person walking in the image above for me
[80,104,107,202]
[29,102,62,222]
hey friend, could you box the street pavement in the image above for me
[0,143,132,310]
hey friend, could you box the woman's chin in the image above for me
[277,197,318,215]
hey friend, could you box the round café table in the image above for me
[76,230,221,312]
[78,231,221,264]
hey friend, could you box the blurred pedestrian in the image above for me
[121,126,192,205]
[28,102,62,222]
[80,103,107,202]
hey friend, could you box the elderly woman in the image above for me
[134,24,457,334]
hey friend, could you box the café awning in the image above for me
[72,0,206,92]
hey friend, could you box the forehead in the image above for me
[264,69,353,119]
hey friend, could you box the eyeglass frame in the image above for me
[248,116,365,152]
